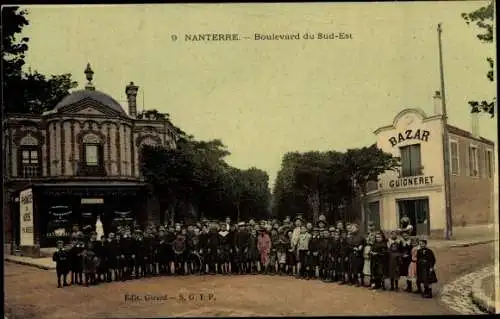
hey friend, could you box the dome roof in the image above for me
[54,89,127,115]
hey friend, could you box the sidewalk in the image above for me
[428,224,497,249]
[471,267,497,314]
[4,255,55,270]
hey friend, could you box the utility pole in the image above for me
[438,23,453,240]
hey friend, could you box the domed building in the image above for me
[2,64,179,252]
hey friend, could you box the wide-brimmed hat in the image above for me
[237,222,246,227]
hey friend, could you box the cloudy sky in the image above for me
[19,2,496,187]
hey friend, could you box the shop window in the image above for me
[468,145,479,177]
[399,144,421,177]
[18,147,40,178]
[449,141,459,175]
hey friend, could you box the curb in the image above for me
[4,257,55,270]
[448,239,496,248]
[471,273,496,314]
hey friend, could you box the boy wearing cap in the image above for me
[53,240,70,288]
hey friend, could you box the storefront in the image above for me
[364,107,446,236]
[12,181,149,248]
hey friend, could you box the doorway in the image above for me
[397,198,430,236]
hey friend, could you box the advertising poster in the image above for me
[19,188,34,246]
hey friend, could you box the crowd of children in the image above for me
[53,215,437,298]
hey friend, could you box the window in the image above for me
[399,144,422,177]
[468,145,479,177]
[85,144,99,166]
[486,149,493,178]
[450,141,459,175]
[19,148,40,178]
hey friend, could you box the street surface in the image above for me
[4,243,494,318]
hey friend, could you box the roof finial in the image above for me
[84,63,95,91]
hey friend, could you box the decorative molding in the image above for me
[135,134,162,147]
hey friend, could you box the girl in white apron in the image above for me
[363,233,374,287]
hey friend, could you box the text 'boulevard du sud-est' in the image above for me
[171,32,354,42]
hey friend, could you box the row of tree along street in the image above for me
[271,146,400,225]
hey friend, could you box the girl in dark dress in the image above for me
[399,231,413,292]
[370,232,387,290]
[386,231,402,291]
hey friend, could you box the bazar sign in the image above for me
[389,129,430,147]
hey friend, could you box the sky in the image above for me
[18,2,496,187]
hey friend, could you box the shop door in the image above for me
[367,201,381,230]
[397,198,430,236]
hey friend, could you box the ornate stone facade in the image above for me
[2,64,178,246]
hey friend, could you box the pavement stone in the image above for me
[440,265,493,315]
[471,270,497,314]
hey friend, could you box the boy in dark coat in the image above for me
[69,237,84,285]
[416,238,437,298]
[103,232,116,282]
[308,228,321,280]
[53,240,70,288]
[338,232,350,284]
[234,223,250,274]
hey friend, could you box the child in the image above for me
[69,238,84,285]
[247,227,260,274]
[339,231,350,284]
[319,229,330,281]
[257,227,272,274]
[416,238,437,298]
[269,227,279,275]
[407,237,419,293]
[362,234,373,287]
[399,231,413,292]
[53,240,70,288]
[83,243,97,286]
[308,228,321,280]
[296,226,311,278]
[370,232,387,290]
[276,228,289,275]
[387,231,402,291]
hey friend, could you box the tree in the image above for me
[272,145,399,226]
[2,6,78,114]
[344,144,400,230]
[140,135,271,223]
[461,1,495,117]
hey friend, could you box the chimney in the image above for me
[433,91,442,115]
[125,82,139,118]
[471,112,480,138]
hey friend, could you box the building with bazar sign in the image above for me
[364,91,495,236]
[3,64,179,250]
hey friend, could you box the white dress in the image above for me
[363,245,371,276]
[95,216,105,239]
